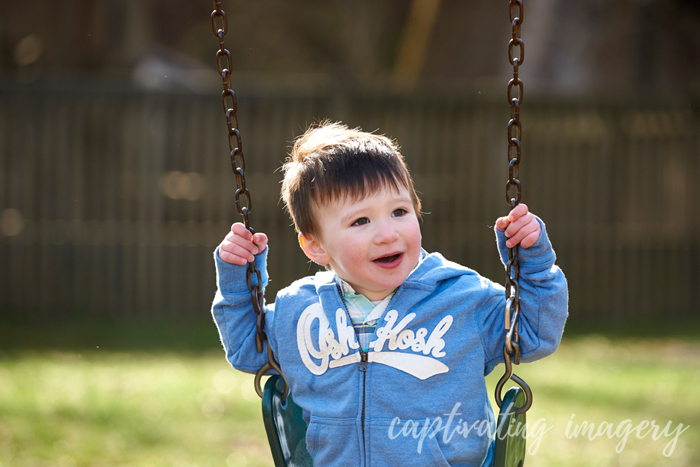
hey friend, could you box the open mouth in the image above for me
[374,253,402,264]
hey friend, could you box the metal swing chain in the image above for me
[495,0,532,416]
[211,1,288,400]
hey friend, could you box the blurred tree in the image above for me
[0,0,698,95]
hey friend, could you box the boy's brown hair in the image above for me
[281,121,422,238]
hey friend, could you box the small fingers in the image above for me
[252,232,268,252]
[496,204,530,232]
[231,224,264,254]
[218,247,250,265]
[219,223,268,265]
[219,240,255,264]
[505,216,540,248]
[231,224,268,253]
[231,222,253,240]
[226,232,258,253]
[519,229,541,249]
[507,203,529,223]
[503,213,531,240]
[495,216,510,232]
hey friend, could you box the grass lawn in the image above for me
[0,335,697,467]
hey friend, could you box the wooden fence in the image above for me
[0,82,698,325]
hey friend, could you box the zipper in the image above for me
[358,350,368,443]
[337,282,403,464]
[336,284,370,460]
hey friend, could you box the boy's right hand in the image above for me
[218,223,268,265]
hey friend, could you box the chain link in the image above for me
[505,0,524,361]
[211,1,287,399]
[496,0,532,415]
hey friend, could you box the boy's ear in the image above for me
[298,233,330,266]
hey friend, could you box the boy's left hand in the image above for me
[495,204,541,249]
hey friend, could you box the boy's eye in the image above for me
[392,209,407,217]
[352,217,369,226]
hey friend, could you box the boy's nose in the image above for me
[374,222,400,244]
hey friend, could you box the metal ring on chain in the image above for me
[505,309,521,357]
[508,39,525,66]
[210,10,227,36]
[221,89,236,114]
[509,0,524,23]
[505,179,522,205]
[216,49,232,76]
[507,119,522,142]
[507,79,524,105]
[254,344,290,401]
[495,346,531,414]
[504,297,517,330]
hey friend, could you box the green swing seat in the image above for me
[493,386,527,467]
[262,375,526,467]
[262,375,313,467]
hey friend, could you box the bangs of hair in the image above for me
[312,148,411,205]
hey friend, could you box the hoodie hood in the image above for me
[313,249,474,302]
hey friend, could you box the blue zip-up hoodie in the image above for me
[212,219,568,467]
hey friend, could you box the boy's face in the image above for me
[299,184,422,301]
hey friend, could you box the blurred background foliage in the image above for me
[3,0,700,94]
[1,0,698,330]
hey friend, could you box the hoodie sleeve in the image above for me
[477,217,568,376]
[211,246,277,374]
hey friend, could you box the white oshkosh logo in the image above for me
[296,303,452,380]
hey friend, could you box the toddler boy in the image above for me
[212,121,567,466]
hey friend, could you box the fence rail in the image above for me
[0,83,698,324]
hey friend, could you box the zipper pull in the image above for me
[358,351,368,371]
